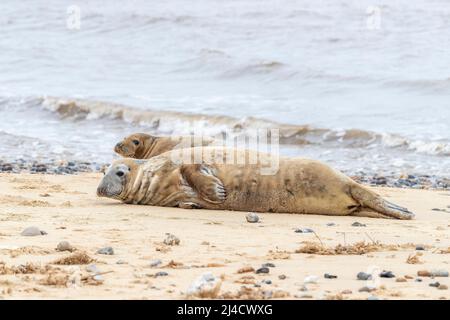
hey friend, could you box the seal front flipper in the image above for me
[180,164,226,204]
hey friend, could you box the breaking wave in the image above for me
[40,97,450,156]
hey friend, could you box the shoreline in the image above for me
[0,172,449,299]
[1,159,449,191]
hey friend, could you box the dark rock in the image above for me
[429,282,440,288]
[256,267,270,274]
[155,271,168,277]
[261,263,275,268]
[324,273,337,279]
[352,222,366,227]
[379,271,395,278]
[278,275,286,280]
[97,247,114,255]
[246,212,260,223]
[357,272,372,280]
[295,228,314,233]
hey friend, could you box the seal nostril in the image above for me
[116,171,124,177]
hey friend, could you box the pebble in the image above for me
[56,241,73,252]
[278,275,286,280]
[245,212,260,223]
[93,275,104,282]
[21,226,46,236]
[303,275,319,284]
[261,263,275,268]
[149,259,162,268]
[438,284,448,290]
[429,282,440,288]
[352,222,366,227]
[299,285,308,292]
[155,271,168,277]
[116,260,128,265]
[417,270,449,277]
[86,264,100,274]
[415,245,425,251]
[379,271,395,278]
[324,273,337,279]
[163,233,180,246]
[357,272,372,281]
[359,286,376,293]
[97,247,114,255]
[326,223,336,226]
[262,279,272,285]
[186,273,221,298]
[396,277,407,282]
[295,228,314,233]
[415,278,422,282]
[341,289,352,294]
[256,267,270,274]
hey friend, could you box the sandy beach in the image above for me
[0,172,449,300]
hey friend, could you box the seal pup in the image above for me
[97,147,414,219]
[114,133,215,159]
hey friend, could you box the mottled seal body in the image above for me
[114,133,214,159]
[97,147,414,219]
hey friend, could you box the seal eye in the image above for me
[116,171,124,177]
[132,140,139,146]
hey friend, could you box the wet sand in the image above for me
[0,173,449,300]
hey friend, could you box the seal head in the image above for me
[114,133,154,158]
[97,159,139,200]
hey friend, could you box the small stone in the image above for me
[341,289,352,294]
[21,226,46,236]
[352,222,366,227]
[263,279,272,285]
[303,275,319,284]
[97,247,114,255]
[326,223,336,226]
[396,277,407,282]
[415,278,422,282]
[163,233,180,246]
[295,228,314,233]
[357,272,372,280]
[438,284,448,290]
[237,266,255,274]
[246,212,260,223]
[256,267,270,274]
[359,286,376,293]
[405,275,414,279]
[324,273,337,279]
[415,245,425,251]
[149,259,162,268]
[429,282,440,288]
[278,275,287,280]
[86,264,100,274]
[299,285,308,292]
[186,273,221,298]
[379,271,395,278]
[261,263,275,268]
[116,260,128,265]
[155,271,168,277]
[56,241,73,252]
[418,270,449,277]
[93,275,104,282]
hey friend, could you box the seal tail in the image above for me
[350,184,415,220]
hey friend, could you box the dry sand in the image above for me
[0,172,449,300]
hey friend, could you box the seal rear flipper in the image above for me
[180,164,227,204]
[350,184,415,220]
